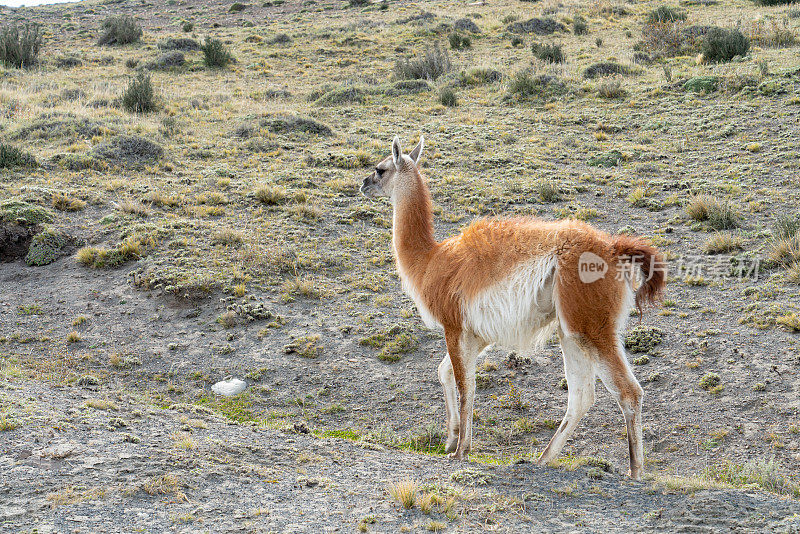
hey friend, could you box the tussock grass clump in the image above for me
[769,215,800,265]
[684,76,718,93]
[703,458,800,497]
[264,115,333,136]
[92,135,163,167]
[458,67,502,86]
[686,195,738,230]
[0,23,42,68]
[773,215,800,240]
[535,179,562,202]
[122,72,156,113]
[144,51,185,70]
[77,238,146,269]
[573,16,588,35]
[638,21,687,57]
[439,87,458,107]
[596,77,626,98]
[255,185,287,205]
[383,79,432,95]
[531,42,565,63]
[52,194,86,212]
[699,372,721,390]
[646,6,686,24]
[387,479,418,509]
[284,334,322,358]
[625,326,664,353]
[506,71,566,100]
[701,27,749,62]
[777,312,800,331]
[359,325,418,363]
[704,232,744,254]
[449,33,471,50]
[201,37,235,68]
[98,15,142,46]
[394,45,452,81]
[747,19,797,48]
[583,62,632,79]
[507,17,566,35]
[157,37,199,51]
[314,86,366,106]
[754,0,797,5]
[0,143,37,169]
[269,33,292,45]
[454,17,481,33]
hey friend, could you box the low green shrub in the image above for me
[0,23,42,68]
[701,27,749,62]
[201,37,235,68]
[122,72,156,113]
[98,15,142,46]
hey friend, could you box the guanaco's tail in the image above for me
[612,235,666,314]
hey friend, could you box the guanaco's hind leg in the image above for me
[445,329,486,460]
[437,354,459,453]
[537,331,597,465]
[597,347,644,480]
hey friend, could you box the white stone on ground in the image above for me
[211,377,247,397]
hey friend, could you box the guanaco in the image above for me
[360,136,666,479]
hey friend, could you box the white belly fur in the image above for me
[463,256,558,350]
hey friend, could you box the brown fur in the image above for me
[365,139,666,475]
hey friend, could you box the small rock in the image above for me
[211,377,247,397]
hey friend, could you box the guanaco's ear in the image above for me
[408,135,424,165]
[391,136,403,168]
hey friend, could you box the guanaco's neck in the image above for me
[392,168,437,278]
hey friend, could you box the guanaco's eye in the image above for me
[375,168,385,177]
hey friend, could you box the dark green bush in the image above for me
[573,16,588,35]
[0,24,42,69]
[229,2,247,12]
[449,33,472,50]
[182,21,194,32]
[201,37,235,68]
[394,44,452,80]
[701,27,749,62]
[0,143,37,169]
[98,15,142,46]
[122,72,156,113]
[269,33,292,44]
[439,87,458,107]
[646,6,686,24]
[532,42,565,63]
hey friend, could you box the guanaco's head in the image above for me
[360,135,424,201]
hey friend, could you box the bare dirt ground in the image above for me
[2,0,800,531]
